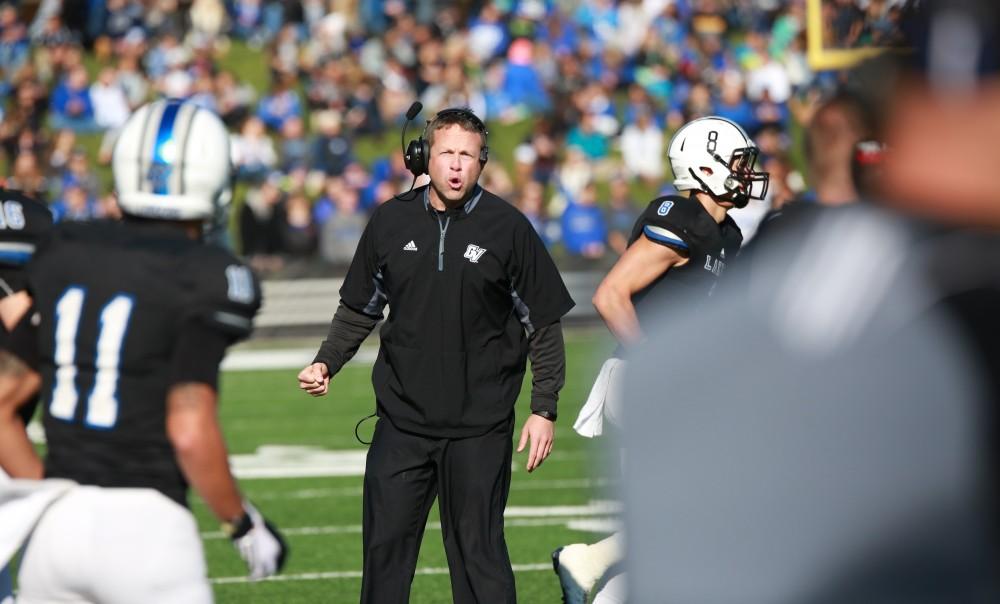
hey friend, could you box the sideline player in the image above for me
[0,188,51,604]
[0,99,287,603]
[553,116,768,603]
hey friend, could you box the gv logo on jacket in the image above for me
[463,244,486,263]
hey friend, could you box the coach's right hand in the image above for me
[297,362,330,396]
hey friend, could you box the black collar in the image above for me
[423,185,484,219]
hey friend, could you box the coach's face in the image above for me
[427,124,483,209]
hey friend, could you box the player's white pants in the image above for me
[593,572,627,604]
[16,486,212,604]
[0,470,12,604]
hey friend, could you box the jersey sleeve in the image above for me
[635,197,702,252]
[508,215,575,331]
[338,210,386,318]
[181,249,262,344]
[0,192,54,293]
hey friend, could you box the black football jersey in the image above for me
[627,195,743,322]
[26,220,260,505]
[1,189,53,425]
[0,188,53,293]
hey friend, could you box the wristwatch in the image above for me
[532,409,557,422]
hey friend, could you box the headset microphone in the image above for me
[396,102,423,198]
[401,101,423,168]
[405,101,423,121]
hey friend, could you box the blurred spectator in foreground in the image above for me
[802,91,875,206]
[738,90,873,253]
[625,2,1000,602]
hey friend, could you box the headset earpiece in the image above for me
[404,134,429,177]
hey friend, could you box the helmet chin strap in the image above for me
[689,168,750,209]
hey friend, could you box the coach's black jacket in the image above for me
[335,185,573,438]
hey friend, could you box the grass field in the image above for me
[198,328,617,603]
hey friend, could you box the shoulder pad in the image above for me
[182,247,261,340]
[0,190,54,267]
[637,196,708,245]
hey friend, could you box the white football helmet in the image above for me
[113,99,232,221]
[668,116,768,208]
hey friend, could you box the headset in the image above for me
[402,104,489,177]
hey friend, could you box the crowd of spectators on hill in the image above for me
[0,0,910,275]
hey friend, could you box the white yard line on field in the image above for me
[229,446,593,479]
[201,505,621,541]
[248,477,613,501]
[221,348,378,371]
[211,562,554,585]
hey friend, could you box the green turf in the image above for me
[196,329,617,602]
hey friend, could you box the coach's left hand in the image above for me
[518,414,554,472]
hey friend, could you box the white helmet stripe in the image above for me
[172,103,200,195]
[135,101,160,195]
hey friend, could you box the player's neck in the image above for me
[123,215,203,240]
[692,192,728,223]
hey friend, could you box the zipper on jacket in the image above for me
[436,214,451,271]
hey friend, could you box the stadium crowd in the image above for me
[1,0,904,275]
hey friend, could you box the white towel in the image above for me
[0,479,76,567]
[573,358,626,438]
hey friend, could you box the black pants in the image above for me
[360,417,516,604]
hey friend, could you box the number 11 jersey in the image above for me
[26,220,260,506]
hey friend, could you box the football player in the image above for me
[0,188,51,604]
[0,99,287,603]
[553,116,768,603]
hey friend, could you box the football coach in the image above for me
[297,106,574,603]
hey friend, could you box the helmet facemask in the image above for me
[718,147,769,208]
